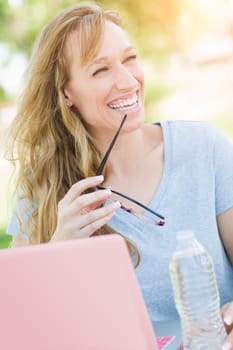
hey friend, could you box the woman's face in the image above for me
[64,20,145,137]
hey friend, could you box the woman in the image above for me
[6,3,233,347]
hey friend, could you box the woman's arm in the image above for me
[217,208,233,349]
[217,207,233,265]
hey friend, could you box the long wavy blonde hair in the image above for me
[6,3,140,266]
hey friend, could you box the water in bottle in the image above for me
[169,230,227,349]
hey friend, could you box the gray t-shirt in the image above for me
[107,120,233,322]
[7,120,233,322]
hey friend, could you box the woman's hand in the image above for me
[221,302,233,349]
[50,175,120,242]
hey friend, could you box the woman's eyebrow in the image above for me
[124,46,136,52]
[86,46,136,71]
[86,57,108,70]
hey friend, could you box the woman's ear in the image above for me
[63,88,73,107]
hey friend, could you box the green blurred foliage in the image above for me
[0,226,11,249]
[0,0,182,57]
[0,85,8,103]
[99,0,182,56]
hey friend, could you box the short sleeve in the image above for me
[6,197,30,239]
[7,214,27,239]
[212,127,233,215]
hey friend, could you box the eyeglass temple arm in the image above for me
[96,114,127,176]
[97,185,165,221]
[95,113,165,222]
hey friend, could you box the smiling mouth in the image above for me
[108,93,139,111]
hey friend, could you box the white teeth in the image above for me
[109,93,138,110]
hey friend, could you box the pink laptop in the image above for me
[0,234,161,350]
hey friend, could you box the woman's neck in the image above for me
[103,123,163,180]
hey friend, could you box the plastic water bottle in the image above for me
[169,230,227,349]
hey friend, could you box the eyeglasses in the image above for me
[95,114,165,226]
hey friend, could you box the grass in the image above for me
[0,226,12,249]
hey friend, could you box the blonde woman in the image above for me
[6,3,233,346]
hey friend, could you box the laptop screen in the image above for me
[0,234,161,350]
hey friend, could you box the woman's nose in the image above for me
[113,65,138,91]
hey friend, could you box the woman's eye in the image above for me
[92,67,108,76]
[124,55,137,63]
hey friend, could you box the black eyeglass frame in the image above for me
[94,114,165,226]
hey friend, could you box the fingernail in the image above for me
[224,315,233,326]
[222,342,232,350]
[112,201,121,209]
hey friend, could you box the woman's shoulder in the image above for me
[161,119,231,148]
[158,120,233,167]
[161,119,217,135]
